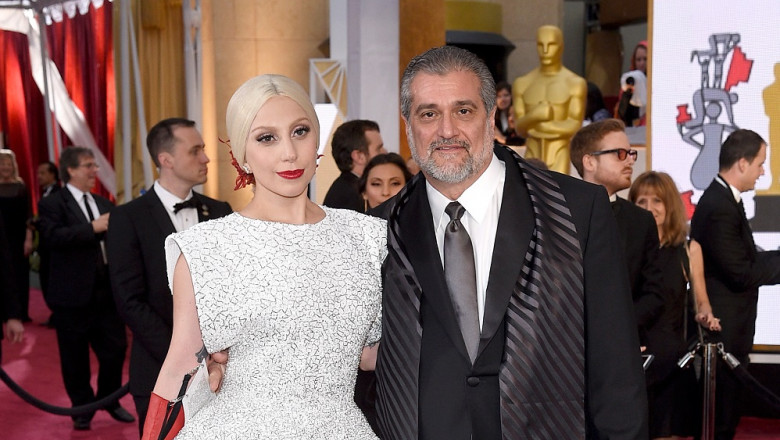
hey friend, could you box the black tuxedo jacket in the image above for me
[323,171,364,212]
[41,183,61,198]
[611,197,667,331]
[37,187,114,308]
[374,146,647,440]
[690,179,780,357]
[105,187,231,396]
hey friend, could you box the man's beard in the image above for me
[408,121,494,184]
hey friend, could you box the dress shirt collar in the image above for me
[427,153,504,229]
[608,193,618,203]
[154,180,195,213]
[715,174,741,203]
[66,182,89,201]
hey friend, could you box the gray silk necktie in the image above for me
[444,201,480,363]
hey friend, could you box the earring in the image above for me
[242,164,252,174]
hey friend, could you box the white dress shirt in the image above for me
[67,183,99,221]
[715,175,742,203]
[154,181,198,232]
[66,183,107,263]
[427,154,506,330]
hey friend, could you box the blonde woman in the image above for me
[143,75,385,439]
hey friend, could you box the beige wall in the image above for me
[200,0,329,209]
[499,0,563,80]
[399,0,446,159]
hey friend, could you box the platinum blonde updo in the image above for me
[226,74,320,166]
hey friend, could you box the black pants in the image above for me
[354,369,380,436]
[52,271,127,419]
[713,359,746,440]
[134,394,149,437]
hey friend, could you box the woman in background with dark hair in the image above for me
[358,152,412,211]
[617,40,649,127]
[585,82,611,125]
[629,170,720,440]
[493,82,524,146]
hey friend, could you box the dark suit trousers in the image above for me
[711,294,757,440]
[134,395,149,436]
[354,369,379,436]
[52,266,127,418]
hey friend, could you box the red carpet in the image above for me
[1,288,137,439]
[2,288,780,439]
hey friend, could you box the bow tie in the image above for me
[173,197,201,213]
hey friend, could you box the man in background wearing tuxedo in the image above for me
[570,119,667,337]
[323,119,386,211]
[107,118,231,435]
[37,161,61,198]
[38,146,132,431]
[691,129,780,440]
[35,160,60,326]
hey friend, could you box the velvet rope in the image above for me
[0,361,129,416]
[720,354,780,414]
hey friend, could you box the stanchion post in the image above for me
[701,343,717,440]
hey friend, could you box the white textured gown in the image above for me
[164,208,386,439]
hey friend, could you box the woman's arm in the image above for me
[152,254,206,399]
[689,240,721,331]
[359,343,379,371]
[142,255,205,440]
[23,227,33,257]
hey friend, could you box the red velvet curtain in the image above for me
[0,29,47,206]
[0,2,114,210]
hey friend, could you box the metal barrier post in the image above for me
[701,343,717,440]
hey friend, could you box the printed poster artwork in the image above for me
[652,0,780,346]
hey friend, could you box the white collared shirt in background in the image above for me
[154,181,197,232]
[715,175,742,203]
[66,183,107,263]
[67,183,99,221]
[427,154,506,330]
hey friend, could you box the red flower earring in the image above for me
[220,138,256,190]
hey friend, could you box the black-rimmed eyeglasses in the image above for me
[587,148,638,161]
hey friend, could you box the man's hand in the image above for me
[4,319,24,343]
[207,350,229,392]
[92,213,110,233]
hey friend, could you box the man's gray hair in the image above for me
[400,46,496,120]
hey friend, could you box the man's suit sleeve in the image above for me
[703,203,780,291]
[107,205,172,363]
[632,212,668,329]
[582,189,649,439]
[37,195,95,248]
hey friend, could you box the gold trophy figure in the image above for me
[513,25,587,174]
[759,62,780,195]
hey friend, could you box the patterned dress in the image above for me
[165,208,386,439]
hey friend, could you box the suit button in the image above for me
[467,376,480,387]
